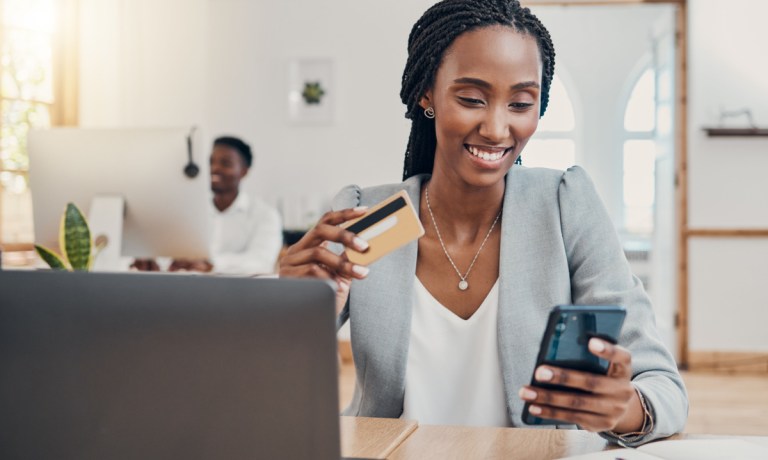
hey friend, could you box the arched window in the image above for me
[524,74,577,170]
[622,67,656,234]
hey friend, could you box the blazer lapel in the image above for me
[349,174,426,417]
[498,169,541,426]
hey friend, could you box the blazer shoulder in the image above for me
[332,174,427,210]
[331,184,362,211]
[557,165,597,191]
[508,165,595,194]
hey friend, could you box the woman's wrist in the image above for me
[608,385,654,438]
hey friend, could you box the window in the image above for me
[622,68,656,234]
[524,74,577,171]
[0,0,76,248]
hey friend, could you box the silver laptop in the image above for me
[0,271,341,460]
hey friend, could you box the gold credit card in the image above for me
[341,190,425,266]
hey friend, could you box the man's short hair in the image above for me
[214,136,253,168]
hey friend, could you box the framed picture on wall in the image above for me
[287,58,334,124]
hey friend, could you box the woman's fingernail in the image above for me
[535,367,554,382]
[353,237,369,251]
[529,405,542,415]
[353,206,369,212]
[519,388,537,400]
[352,265,369,277]
[589,338,605,353]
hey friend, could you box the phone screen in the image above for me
[522,305,626,425]
[542,309,624,374]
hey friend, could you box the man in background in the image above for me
[133,136,283,275]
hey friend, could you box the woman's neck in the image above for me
[424,171,505,242]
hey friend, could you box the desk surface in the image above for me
[340,416,417,459]
[340,416,768,460]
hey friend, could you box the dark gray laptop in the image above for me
[0,270,341,460]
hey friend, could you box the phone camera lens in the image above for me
[555,322,567,333]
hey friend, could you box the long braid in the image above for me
[401,0,556,180]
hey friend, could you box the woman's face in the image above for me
[421,25,542,188]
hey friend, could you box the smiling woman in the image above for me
[0,0,78,250]
[279,0,687,447]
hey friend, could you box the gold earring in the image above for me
[424,107,435,119]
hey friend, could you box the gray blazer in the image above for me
[333,166,688,445]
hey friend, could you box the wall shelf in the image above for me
[702,127,768,137]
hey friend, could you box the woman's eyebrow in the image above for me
[452,77,540,91]
[511,81,540,90]
[453,77,492,88]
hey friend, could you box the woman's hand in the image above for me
[279,207,371,313]
[518,338,645,433]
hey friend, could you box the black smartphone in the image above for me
[522,305,626,425]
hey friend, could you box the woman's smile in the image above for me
[465,144,514,169]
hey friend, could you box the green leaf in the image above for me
[34,244,70,270]
[60,203,93,271]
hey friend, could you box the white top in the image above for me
[209,192,283,275]
[401,277,509,427]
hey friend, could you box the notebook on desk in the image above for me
[0,270,352,460]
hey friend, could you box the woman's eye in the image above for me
[510,102,534,110]
[458,97,484,105]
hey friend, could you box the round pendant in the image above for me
[458,280,469,291]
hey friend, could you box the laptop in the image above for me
[0,270,343,460]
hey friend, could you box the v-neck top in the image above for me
[401,277,509,427]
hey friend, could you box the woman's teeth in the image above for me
[467,146,506,161]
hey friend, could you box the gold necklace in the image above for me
[424,185,501,291]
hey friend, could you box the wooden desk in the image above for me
[388,425,610,460]
[340,416,768,460]
[340,416,418,459]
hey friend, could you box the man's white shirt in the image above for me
[209,192,283,275]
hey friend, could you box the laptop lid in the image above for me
[0,271,340,460]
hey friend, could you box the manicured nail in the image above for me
[352,265,369,277]
[535,367,554,382]
[589,338,605,353]
[519,388,537,400]
[353,206,369,212]
[353,237,369,251]
[529,405,542,415]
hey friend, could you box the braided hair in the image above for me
[400,0,555,180]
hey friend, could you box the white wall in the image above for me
[689,239,768,351]
[80,0,208,128]
[687,0,768,352]
[79,0,123,126]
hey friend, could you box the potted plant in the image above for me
[34,203,96,271]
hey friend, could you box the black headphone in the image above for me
[183,126,200,178]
